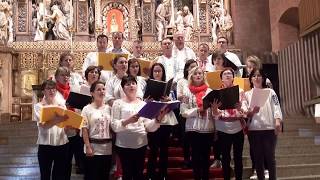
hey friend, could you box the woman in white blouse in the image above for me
[180,67,215,180]
[127,58,146,98]
[146,63,178,180]
[81,80,113,180]
[211,68,247,180]
[105,55,128,106]
[245,68,282,180]
[111,76,165,180]
[80,66,102,95]
[33,80,69,180]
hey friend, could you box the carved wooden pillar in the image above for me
[76,0,90,41]
[142,0,155,41]
[15,0,29,41]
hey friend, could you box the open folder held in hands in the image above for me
[40,106,84,129]
[203,85,239,110]
[138,100,180,119]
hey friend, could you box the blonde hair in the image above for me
[188,66,208,86]
[246,55,262,69]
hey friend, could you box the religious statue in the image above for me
[0,0,13,44]
[110,14,119,33]
[211,7,221,45]
[62,0,73,28]
[155,0,171,41]
[220,9,233,41]
[182,6,194,41]
[175,10,184,33]
[45,4,71,40]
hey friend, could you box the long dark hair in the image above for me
[149,63,166,81]
[249,68,268,88]
[183,59,197,79]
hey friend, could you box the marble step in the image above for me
[0,174,84,180]
[243,144,320,155]
[0,164,39,176]
[0,154,38,165]
[278,175,320,180]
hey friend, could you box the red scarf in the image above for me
[56,82,70,100]
[189,84,208,108]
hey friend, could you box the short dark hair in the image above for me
[219,67,235,79]
[133,40,142,44]
[161,38,172,45]
[90,80,105,93]
[97,34,108,42]
[112,31,124,39]
[127,58,141,76]
[211,51,228,65]
[41,79,56,91]
[249,68,268,88]
[84,66,102,81]
[150,63,166,81]
[55,67,70,78]
[198,43,209,50]
[112,55,128,73]
[120,75,137,88]
[183,59,197,79]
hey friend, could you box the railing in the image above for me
[278,30,320,117]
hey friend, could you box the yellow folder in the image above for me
[206,71,222,90]
[98,53,129,71]
[234,77,251,92]
[40,106,84,129]
[137,58,152,77]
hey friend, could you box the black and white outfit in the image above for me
[33,102,69,180]
[81,103,113,180]
[111,99,160,180]
[245,88,283,180]
[180,88,215,180]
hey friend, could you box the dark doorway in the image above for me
[263,64,280,101]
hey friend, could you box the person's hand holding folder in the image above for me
[210,99,222,116]
[122,114,140,126]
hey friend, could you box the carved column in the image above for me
[142,0,155,41]
[0,48,13,122]
[76,0,90,41]
[95,0,102,36]
[15,0,29,41]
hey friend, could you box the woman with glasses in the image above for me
[33,80,69,180]
[211,68,247,180]
[245,68,282,180]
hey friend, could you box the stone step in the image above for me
[0,164,39,176]
[243,144,320,155]
[278,175,320,180]
[242,163,320,178]
[0,154,38,165]
[0,146,37,154]
[242,153,320,167]
[0,121,36,129]
[0,129,37,137]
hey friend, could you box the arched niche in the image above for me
[101,2,130,39]
[278,7,299,50]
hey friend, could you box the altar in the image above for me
[0,0,237,122]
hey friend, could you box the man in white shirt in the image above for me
[82,34,113,82]
[209,35,244,76]
[172,31,196,80]
[131,40,144,58]
[157,38,176,81]
[196,43,214,72]
[106,31,131,54]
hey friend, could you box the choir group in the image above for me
[33,31,283,180]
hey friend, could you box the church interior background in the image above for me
[0,0,319,124]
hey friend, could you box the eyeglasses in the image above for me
[45,87,56,91]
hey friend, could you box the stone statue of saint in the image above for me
[156,0,171,41]
[175,10,184,33]
[62,0,73,28]
[0,1,13,44]
[211,8,221,45]
[220,9,233,41]
[182,6,193,41]
[45,4,70,40]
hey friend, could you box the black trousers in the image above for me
[248,132,268,172]
[84,155,112,180]
[66,134,85,178]
[116,146,147,180]
[189,131,214,180]
[218,130,244,180]
[147,125,172,179]
[248,130,277,180]
[38,144,69,180]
